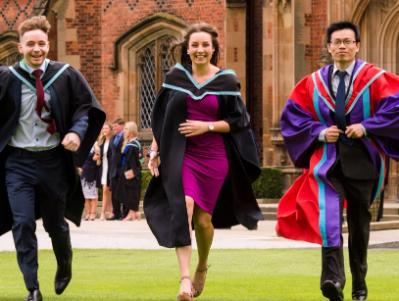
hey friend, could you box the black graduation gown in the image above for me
[115,140,141,211]
[0,61,105,235]
[144,64,263,248]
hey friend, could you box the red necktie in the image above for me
[33,69,45,116]
[33,69,56,134]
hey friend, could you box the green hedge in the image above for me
[140,167,283,199]
[140,170,152,198]
[252,168,283,199]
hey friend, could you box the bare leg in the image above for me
[102,185,112,219]
[193,205,213,269]
[84,199,90,220]
[89,198,98,220]
[192,205,213,296]
[123,210,136,221]
[176,196,195,299]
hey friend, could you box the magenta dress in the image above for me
[182,95,229,214]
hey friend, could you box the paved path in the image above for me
[1,220,399,251]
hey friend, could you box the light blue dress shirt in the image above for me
[9,59,60,150]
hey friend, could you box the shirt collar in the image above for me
[19,58,49,78]
[333,60,356,77]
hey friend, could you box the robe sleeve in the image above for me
[221,82,261,182]
[126,145,141,177]
[362,72,399,159]
[67,66,106,166]
[221,82,251,133]
[151,87,170,150]
[280,77,328,168]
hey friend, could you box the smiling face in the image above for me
[187,31,215,67]
[102,123,112,137]
[18,29,49,68]
[327,28,359,66]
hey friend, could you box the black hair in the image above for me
[326,21,360,43]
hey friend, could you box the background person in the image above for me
[109,117,125,220]
[79,146,99,221]
[94,122,114,220]
[115,121,142,221]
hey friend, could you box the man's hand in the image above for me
[345,123,365,139]
[325,125,343,143]
[62,132,81,152]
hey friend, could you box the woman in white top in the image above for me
[94,122,114,220]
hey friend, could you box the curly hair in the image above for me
[18,16,51,39]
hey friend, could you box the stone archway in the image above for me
[351,0,399,201]
[0,31,20,66]
[378,2,399,73]
[378,2,399,201]
[113,13,185,139]
[351,0,371,25]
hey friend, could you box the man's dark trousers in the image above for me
[321,140,377,291]
[5,146,70,291]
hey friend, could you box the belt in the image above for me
[6,145,61,157]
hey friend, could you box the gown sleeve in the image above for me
[151,87,170,150]
[362,72,399,160]
[280,77,327,168]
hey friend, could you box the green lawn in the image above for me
[1,249,399,301]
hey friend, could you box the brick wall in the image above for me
[0,1,36,33]
[69,0,102,106]
[305,0,328,70]
[97,0,225,120]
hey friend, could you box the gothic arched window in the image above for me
[137,35,175,129]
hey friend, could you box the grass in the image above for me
[1,249,399,300]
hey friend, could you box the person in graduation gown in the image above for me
[115,121,142,221]
[277,21,399,301]
[0,16,105,301]
[144,22,262,301]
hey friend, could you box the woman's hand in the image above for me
[148,151,160,177]
[178,120,208,137]
[124,169,135,180]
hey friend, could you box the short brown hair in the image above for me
[18,16,51,39]
[112,118,125,125]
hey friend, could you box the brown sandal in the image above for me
[192,265,209,297]
[177,276,193,301]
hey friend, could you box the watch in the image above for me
[208,123,215,131]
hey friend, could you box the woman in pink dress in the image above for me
[145,23,262,301]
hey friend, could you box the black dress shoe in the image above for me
[25,289,42,301]
[51,232,73,295]
[352,280,367,300]
[321,280,344,301]
[352,289,367,300]
[55,261,72,295]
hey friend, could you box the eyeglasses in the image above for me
[329,39,357,46]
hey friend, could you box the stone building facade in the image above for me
[0,0,398,199]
